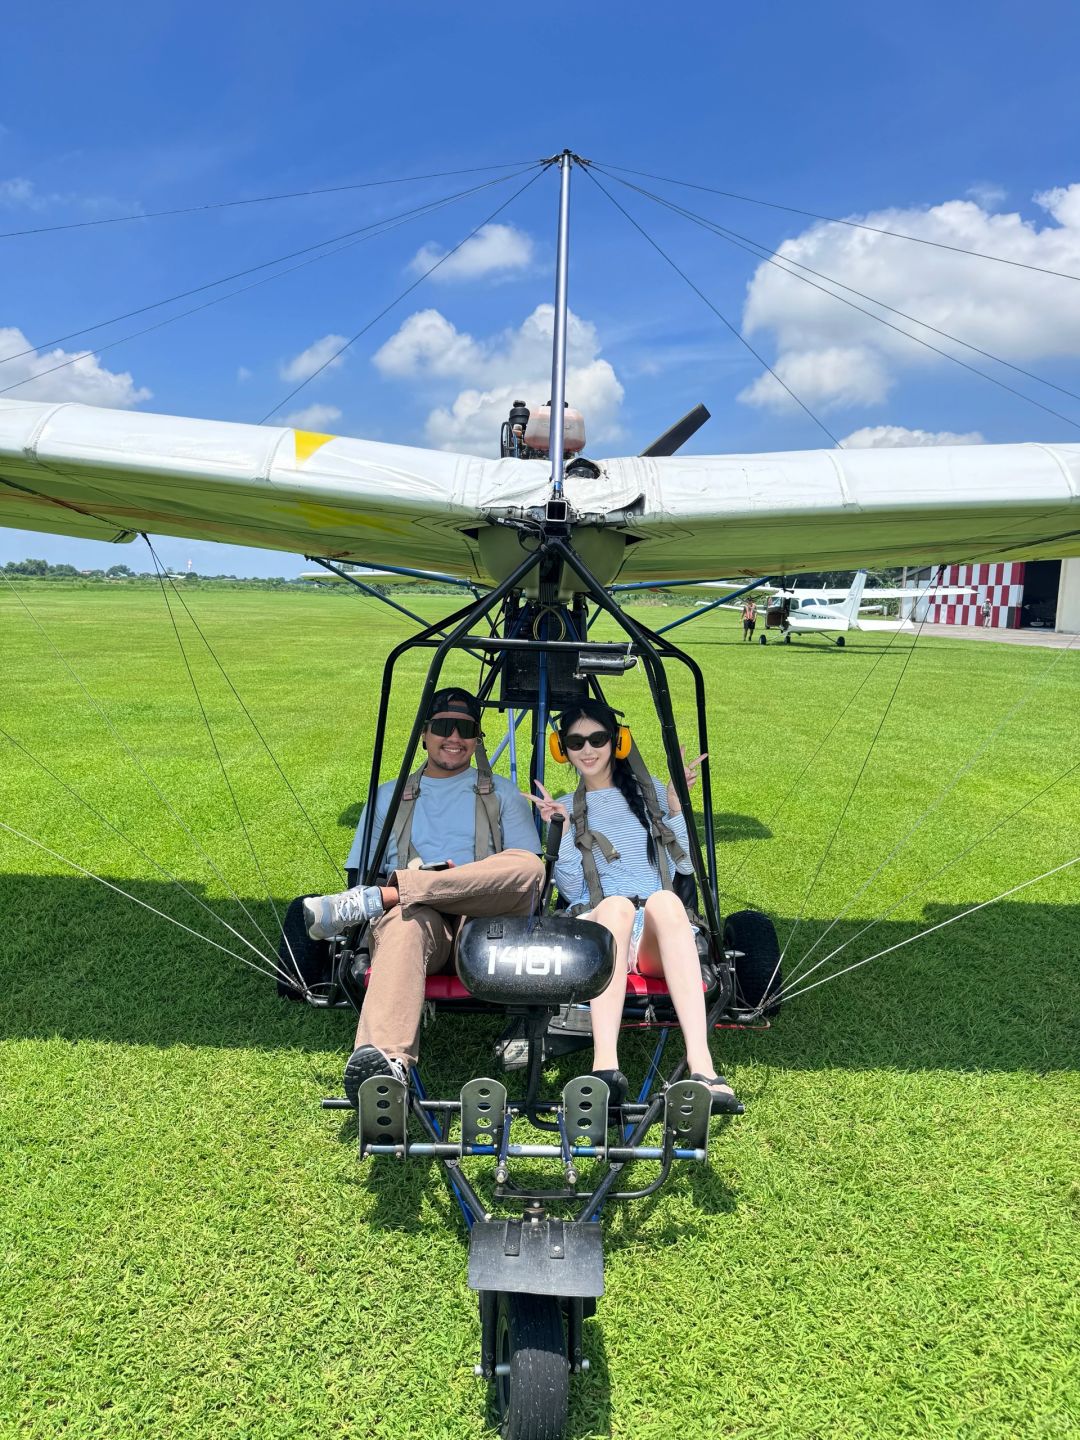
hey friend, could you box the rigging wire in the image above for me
[773,573,943,974]
[0,723,286,977]
[0,819,301,989]
[778,853,1080,1007]
[143,540,343,886]
[0,570,278,957]
[785,631,1080,983]
[592,161,1080,285]
[591,168,1080,434]
[0,160,540,241]
[144,542,302,986]
[0,167,537,386]
[580,166,841,446]
[260,163,551,421]
[779,749,1080,1003]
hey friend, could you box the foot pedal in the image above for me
[460,1077,507,1151]
[357,1074,407,1158]
[562,1075,610,1149]
[664,1079,711,1155]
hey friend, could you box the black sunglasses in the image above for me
[563,730,612,752]
[428,716,480,739]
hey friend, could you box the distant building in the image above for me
[904,558,1080,632]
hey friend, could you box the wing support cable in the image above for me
[144,542,305,985]
[0,820,299,989]
[778,853,1080,1008]
[774,572,944,974]
[261,163,551,421]
[579,166,842,447]
[0,725,297,987]
[0,159,540,241]
[0,168,540,397]
[307,557,486,661]
[591,161,1080,286]
[784,631,1080,989]
[0,570,280,964]
[777,747,1080,1008]
[592,168,1080,433]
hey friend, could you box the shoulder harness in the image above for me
[388,738,503,871]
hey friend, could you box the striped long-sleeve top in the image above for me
[552,777,694,909]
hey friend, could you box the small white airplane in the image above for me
[756,572,973,645]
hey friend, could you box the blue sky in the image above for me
[3,0,1079,575]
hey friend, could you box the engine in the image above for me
[500,399,586,460]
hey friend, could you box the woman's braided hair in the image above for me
[556,699,657,868]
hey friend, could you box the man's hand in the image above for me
[527,781,570,827]
[666,747,707,815]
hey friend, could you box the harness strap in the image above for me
[570,781,621,909]
[388,765,426,868]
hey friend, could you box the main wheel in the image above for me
[494,1292,569,1440]
[783,632,792,644]
[276,895,332,999]
[836,635,846,647]
[759,634,767,645]
[724,908,782,1016]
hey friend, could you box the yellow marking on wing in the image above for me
[282,498,398,534]
[294,430,335,465]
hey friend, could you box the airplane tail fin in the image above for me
[839,570,868,625]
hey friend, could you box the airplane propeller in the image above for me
[639,403,710,457]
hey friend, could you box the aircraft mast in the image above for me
[548,149,573,498]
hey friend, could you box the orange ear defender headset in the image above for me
[548,725,632,764]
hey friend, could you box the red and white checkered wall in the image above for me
[924,562,1025,628]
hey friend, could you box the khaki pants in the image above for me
[356,848,545,1063]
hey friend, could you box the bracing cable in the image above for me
[778,854,1080,1007]
[592,168,1080,434]
[592,161,1080,286]
[0,819,302,990]
[145,543,301,984]
[144,540,343,886]
[579,166,842,447]
[0,723,287,978]
[0,160,540,241]
[0,168,538,393]
[0,570,278,957]
[260,163,551,421]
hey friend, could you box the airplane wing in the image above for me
[2,399,1079,581]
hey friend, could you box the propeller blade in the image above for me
[639,403,711,458]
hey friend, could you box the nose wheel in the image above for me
[493,1291,569,1440]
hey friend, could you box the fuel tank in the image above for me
[455,913,615,1007]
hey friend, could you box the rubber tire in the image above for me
[494,1292,569,1440]
[759,634,767,645]
[836,635,846,647]
[276,894,332,1000]
[784,632,792,643]
[724,908,782,1016]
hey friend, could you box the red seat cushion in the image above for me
[362,971,675,999]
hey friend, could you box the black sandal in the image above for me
[690,1073,744,1115]
[589,1068,629,1106]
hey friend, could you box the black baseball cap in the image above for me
[425,687,481,722]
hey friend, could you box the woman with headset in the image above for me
[530,698,740,1113]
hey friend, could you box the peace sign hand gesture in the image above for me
[527,781,570,827]
[667,746,708,815]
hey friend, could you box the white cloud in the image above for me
[738,183,1080,413]
[966,182,1006,208]
[373,304,624,455]
[408,224,534,283]
[280,403,342,430]
[279,333,348,384]
[0,177,38,208]
[236,365,252,382]
[840,424,985,448]
[0,326,150,406]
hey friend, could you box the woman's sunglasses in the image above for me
[562,730,612,752]
[428,717,480,739]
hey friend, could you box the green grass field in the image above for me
[1,584,1077,1440]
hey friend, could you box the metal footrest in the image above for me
[357,1074,408,1157]
[663,1078,711,1155]
[562,1075,611,1148]
[460,1077,507,1150]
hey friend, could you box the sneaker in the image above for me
[343,1045,409,1107]
[304,884,385,940]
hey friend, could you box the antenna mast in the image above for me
[548,150,573,498]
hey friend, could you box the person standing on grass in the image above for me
[742,598,757,641]
[303,688,543,1105]
[530,698,741,1114]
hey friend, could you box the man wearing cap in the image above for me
[303,688,543,1103]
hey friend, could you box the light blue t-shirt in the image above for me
[346,766,541,874]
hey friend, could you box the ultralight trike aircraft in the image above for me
[2,152,1080,1440]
